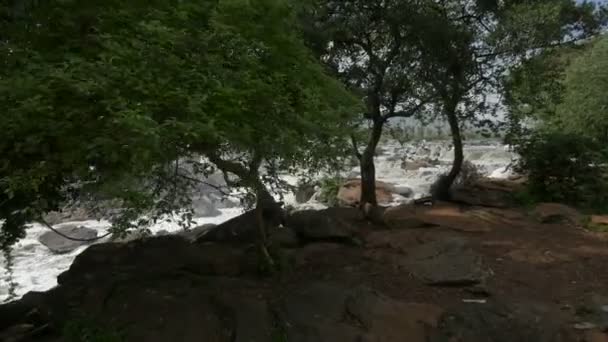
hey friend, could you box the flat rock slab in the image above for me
[38,225,98,254]
[402,238,490,286]
[434,301,573,342]
[281,282,444,342]
[533,203,583,225]
[383,203,500,233]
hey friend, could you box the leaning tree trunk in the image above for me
[359,120,384,207]
[434,105,463,200]
[254,186,275,270]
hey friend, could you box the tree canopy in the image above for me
[0,0,359,247]
[299,0,607,203]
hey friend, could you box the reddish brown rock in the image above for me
[383,203,496,233]
[337,179,394,206]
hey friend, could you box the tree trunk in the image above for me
[434,105,463,200]
[359,120,384,207]
[255,187,275,270]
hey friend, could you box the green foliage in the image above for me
[514,131,608,209]
[504,34,608,145]
[62,318,125,342]
[0,0,359,246]
[557,35,608,143]
[317,176,345,207]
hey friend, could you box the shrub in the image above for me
[514,131,608,210]
[317,176,344,207]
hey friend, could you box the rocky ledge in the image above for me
[2,183,608,341]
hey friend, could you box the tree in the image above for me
[298,0,432,208]
[503,34,608,209]
[300,0,605,206]
[413,0,607,199]
[557,35,608,142]
[0,0,358,263]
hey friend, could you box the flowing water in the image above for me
[0,139,516,303]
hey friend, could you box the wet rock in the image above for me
[58,236,256,287]
[197,203,284,244]
[394,185,414,198]
[38,225,98,254]
[402,237,490,286]
[533,203,583,225]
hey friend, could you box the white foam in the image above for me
[0,139,514,303]
[0,208,243,303]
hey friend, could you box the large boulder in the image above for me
[59,236,255,285]
[401,237,490,286]
[286,208,361,243]
[196,202,285,244]
[393,185,414,198]
[337,179,394,206]
[38,225,98,254]
[450,178,522,208]
[42,207,91,225]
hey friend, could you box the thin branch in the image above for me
[474,35,594,60]
[38,217,111,242]
[382,98,431,121]
[175,174,232,197]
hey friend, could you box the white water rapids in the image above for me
[0,139,517,303]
